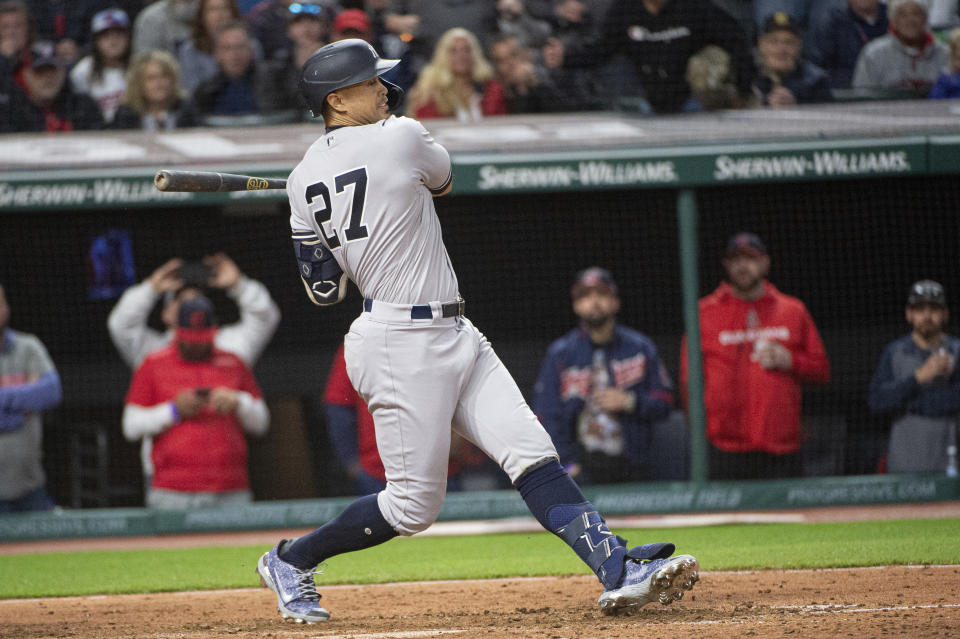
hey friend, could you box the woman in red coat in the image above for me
[406,27,507,121]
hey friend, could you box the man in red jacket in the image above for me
[681,233,830,479]
[122,295,269,508]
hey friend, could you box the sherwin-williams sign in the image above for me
[452,138,928,194]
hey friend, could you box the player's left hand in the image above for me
[205,253,241,289]
[209,387,240,414]
[756,341,792,371]
[592,388,635,413]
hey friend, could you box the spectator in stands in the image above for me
[929,0,960,31]
[496,0,552,49]
[680,233,830,480]
[0,283,63,514]
[533,268,675,485]
[382,0,498,75]
[868,280,960,473]
[191,20,291,117]
[278,2,332,111]
[807,0,889,89]
[552,0,756,113]
[0,0,33,71]
[930,27,960,97]
[26,0,102,65]
[489,32,589,112]
[751,12,832,107]
[324,342,484,494]
[112,49,198,130]
[123,295,270,509]
[70,8,132,125]
[331,7,370,41]
[852,0,949,97]
[528,0,601,51]
[405,27,507,120]
[108,253,280,496]
[247,0,337,61]
[179,0,262,92]
[0,41,104,132]
[132,0,197,55]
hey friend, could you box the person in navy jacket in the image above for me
[533,267,674,485]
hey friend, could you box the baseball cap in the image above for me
[91,8,130,35]
[29,41,60,69]
[176,295,218,343]
[571,267,618,299]
[725,232,768,258]
[333,9,371,34]
[761,11,801,36]
[907,279,946,307]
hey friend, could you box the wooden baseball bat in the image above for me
[154,170,287,192]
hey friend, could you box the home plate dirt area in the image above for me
[1,565,958,639]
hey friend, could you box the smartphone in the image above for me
[178,261,211,288]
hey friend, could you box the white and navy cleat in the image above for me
[257,542,331,624]
[597,554,700,616]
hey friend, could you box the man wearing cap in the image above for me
[852,0,948,96]
[0,283,63,513]
[533,267,675,484]
[122,295,270,509]
[681,233,830,480]
[752,12,832,107]
[868,280,960,473]
[0,40,104,132]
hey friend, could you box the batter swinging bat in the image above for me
[154,170,287,192]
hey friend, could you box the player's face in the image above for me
[906,303,948,340]
[335,77,389,124]
[723,252,769,294]
[178,340,214,361]
[573,289,620,328]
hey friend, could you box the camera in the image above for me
[177,261,212,288]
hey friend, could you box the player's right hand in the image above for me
[148,258,184,293]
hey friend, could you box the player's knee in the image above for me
[381,481,446,536]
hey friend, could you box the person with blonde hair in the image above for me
[111,49,198,130]
[406,27,507,120]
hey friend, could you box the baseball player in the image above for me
[257,39,699,623]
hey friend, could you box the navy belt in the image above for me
[363,298,465,319]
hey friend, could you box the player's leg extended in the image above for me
[451,323,699,615]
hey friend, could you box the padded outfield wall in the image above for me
[1,102,959,532]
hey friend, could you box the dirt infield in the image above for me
[2,503,959,638]
[2,565,958,638]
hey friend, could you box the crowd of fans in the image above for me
[2,0,960,133]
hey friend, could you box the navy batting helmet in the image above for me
[299,39,403,117]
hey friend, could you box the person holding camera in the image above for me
[107,252,280,496]
[122,295,269,509]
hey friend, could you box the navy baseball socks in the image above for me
[257,494,398,623]
[515,459,700,615]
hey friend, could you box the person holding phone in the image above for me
[122,295,270,509]
[107,252,280,498]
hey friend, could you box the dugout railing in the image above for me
[1,101,959,540]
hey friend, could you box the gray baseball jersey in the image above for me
[287,116,457,305]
